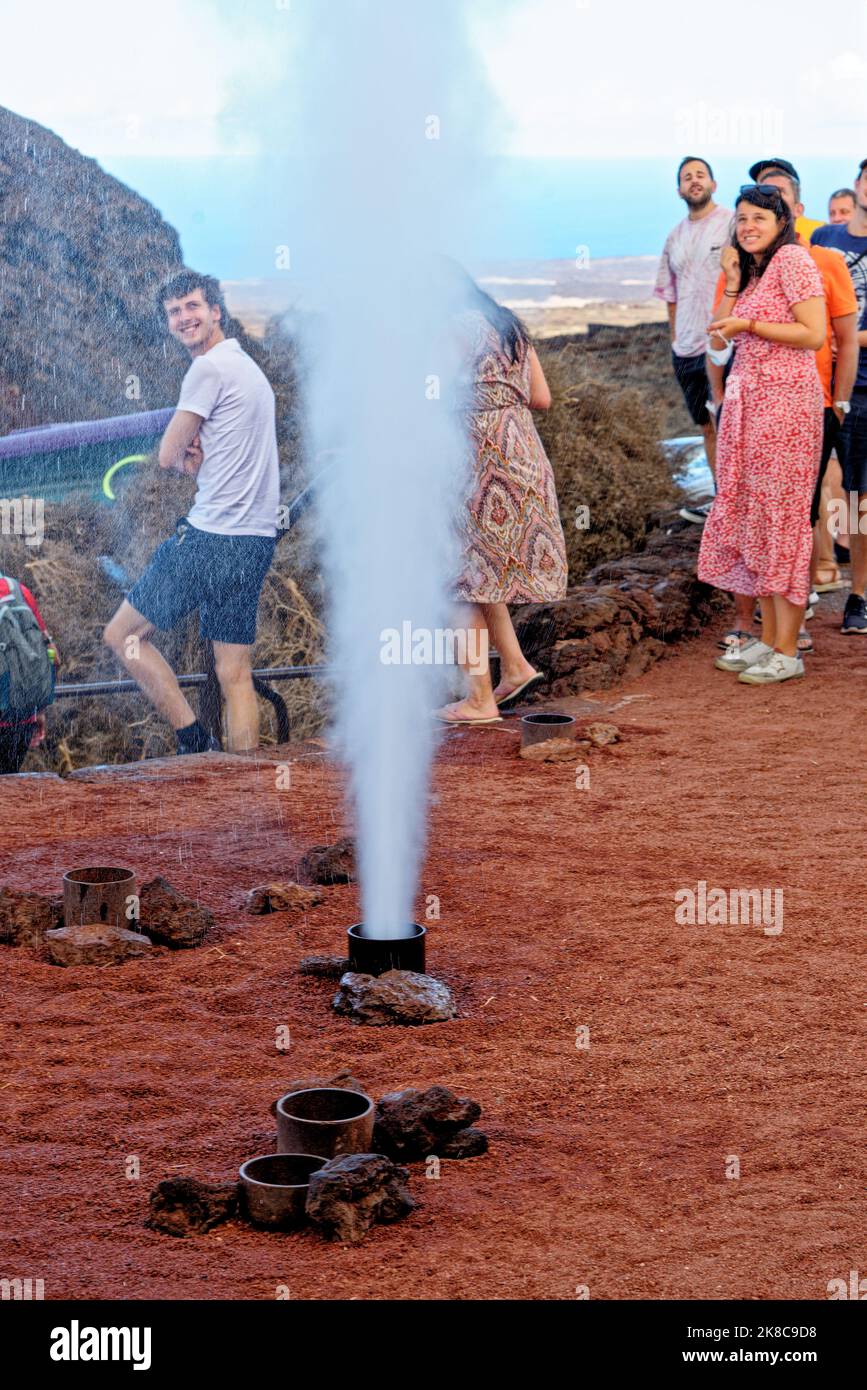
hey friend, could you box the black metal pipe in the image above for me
[52,666,329,699]
[252,676,290,744]
[347,923,426,976]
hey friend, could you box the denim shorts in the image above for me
[836,388,867,495]
[127,519,276,646]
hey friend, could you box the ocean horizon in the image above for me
[101,153,858,283]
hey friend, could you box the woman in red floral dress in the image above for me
[698,185,826,684]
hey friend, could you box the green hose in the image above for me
[102,454,148,501]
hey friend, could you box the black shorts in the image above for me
[810,408,843,527]
[836,388,867,495]
[672,350,711,427]
[127,519,277,647]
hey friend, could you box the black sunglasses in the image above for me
[739,183,785,200]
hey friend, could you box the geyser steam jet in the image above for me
[290,0,502,940]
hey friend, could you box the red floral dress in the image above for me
[698,243,824,606]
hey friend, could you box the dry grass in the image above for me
[536,338,681,580]
[0,467,326,773]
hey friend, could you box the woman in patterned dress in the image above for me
[436,277,568,725]
[698,185,826,685]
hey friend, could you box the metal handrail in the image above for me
[52,664,330,747]
[52,666,329,699]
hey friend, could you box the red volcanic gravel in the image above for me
[1,599,865,1301]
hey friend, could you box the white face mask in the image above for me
[707,336,734,366]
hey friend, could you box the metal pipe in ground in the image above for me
[62,866,136,929]
[520,712,577,750]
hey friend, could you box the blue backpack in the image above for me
[0,577,56,721]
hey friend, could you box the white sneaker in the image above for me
[715,638,774,673]
[738,652,805,684]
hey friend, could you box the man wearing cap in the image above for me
[748,158,824,242]
[812,159,867,633]
[655,156,732,522]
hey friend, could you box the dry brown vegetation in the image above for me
[536,330,682,579]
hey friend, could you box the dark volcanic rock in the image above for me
[295,836,356,885]
[140,876,213,948]
[373,1086,482,1159]
[45,922,153,967]
[145,1178,239,1237]
[0,887,63,947]
[305,1154,416,1243]
[298,955,351,979]
[333,970,457,1026]
[508,512,727,701]
[435,1127,489,1159]
[245,882,324,914]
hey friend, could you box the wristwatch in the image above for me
[835,401,851,415]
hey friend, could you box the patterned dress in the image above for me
[455,311,568,605]
[698,244,824,606]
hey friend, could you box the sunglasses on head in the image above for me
[739,183,785,199]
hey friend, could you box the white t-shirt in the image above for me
[654,205,733,358]
[177,338,280,537]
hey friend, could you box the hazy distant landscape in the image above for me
[224,255,669,340]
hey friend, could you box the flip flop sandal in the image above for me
[797,630,813,654]
[434,711,504,726]
[717,628,753,651]
[814,568,850,592]
[495,672,547,710]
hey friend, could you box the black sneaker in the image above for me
[841,594,867,634]
[678,502,712,524]
[176,737,222,755]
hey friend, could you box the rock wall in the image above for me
[512,512,727,699]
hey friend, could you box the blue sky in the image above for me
[2,0,865,163]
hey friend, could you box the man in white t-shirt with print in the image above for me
[655,157,732,522]
[104,273,279,754]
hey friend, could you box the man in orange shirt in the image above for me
[707,165,858,660]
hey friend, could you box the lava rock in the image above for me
[333,970,457,1026]
[373,1086,481,1159]
[305,1154,416,1243]
[295,835,356,885]
[44,922,153,967]
[0,887,64,947]
[140,876,213,948]
[435,1127,489,1159]
[298,954,351,978]
[245,882,324,914]
[585,721,621,747]
[145,1178,239,1237]
[520,737,583,763]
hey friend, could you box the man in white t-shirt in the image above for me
[104,273,280,754]
[655,157,732,521]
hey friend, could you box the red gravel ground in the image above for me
[1,597,865,1302]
